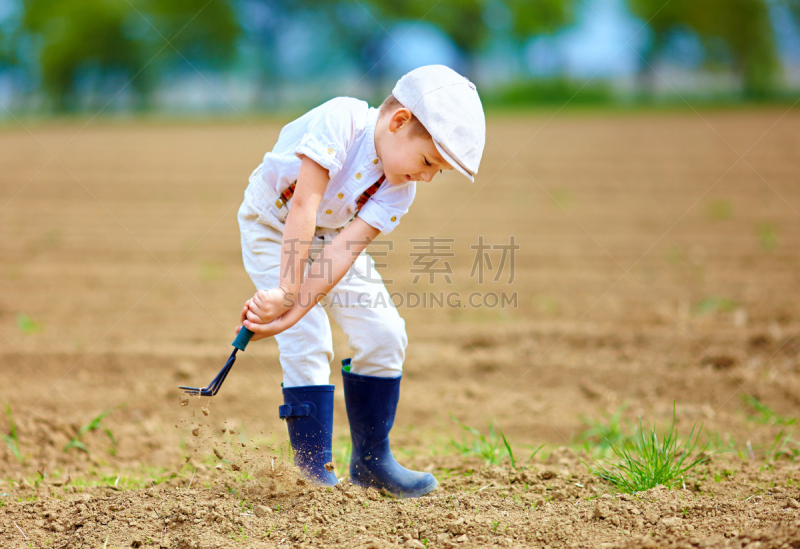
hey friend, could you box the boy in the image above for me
[236,65,485,498]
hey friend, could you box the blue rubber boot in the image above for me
[279,385,338,486]
[341,361,438,498]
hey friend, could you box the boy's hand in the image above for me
[238,303,303,342]
[240,288,290,325]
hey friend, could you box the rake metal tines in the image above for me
[179,348,239,397]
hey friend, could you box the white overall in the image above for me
[238,166,407,388]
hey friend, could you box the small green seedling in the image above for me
[450,415,516,466]
[16,314,42,335]
[2,403,22,461]
[756,222,777,252]
[693,296,737,316]
[577,403,633,454]
[64,410,116,453]
[742,395,796,426]
[589,403,710,493]
[767,430,800,462]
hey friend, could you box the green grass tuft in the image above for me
[449,415,539,468]
[64,410,117,454]
[742,395,796,426]
[589,404,709,493]
[450,416,506,466]
[767,430,800,462]
[693,296,737,316]
[2,403,22,461]
[576,403,633,455]
[16,314,42,335]
[756,222,777,252]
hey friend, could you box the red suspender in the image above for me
[355,174,385,212]
[275,174,385,212]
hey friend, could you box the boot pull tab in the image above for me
[278,401,316,419]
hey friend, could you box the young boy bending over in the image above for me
[236,65,485,498]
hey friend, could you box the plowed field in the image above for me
[1,108,799,548]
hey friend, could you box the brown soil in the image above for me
[1,108,799,547]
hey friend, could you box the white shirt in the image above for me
[245,97,416,234]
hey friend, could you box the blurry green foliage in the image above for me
[628,0,780,98]
[0,26,11,66]
[482,78,614,106]
[693,296,737,315]
[549,188,574,210]
[16,313,42,334]
[755,222,777,252]
[4,0,798,110]
[197,262,226,282]
[371,0,578,56]
[665,245,682,264]
[20,0,240,109]
[785,0,800,25]
[706,199,732,220]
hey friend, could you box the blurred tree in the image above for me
[370,0,577,60]
[141,0,239,68]
[19,0,240,110]
[0,26,10,67]
[628,0,780,98]
[784,0,800,24]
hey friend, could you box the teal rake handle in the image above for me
[232,325,254,351]
[179,326,255,397]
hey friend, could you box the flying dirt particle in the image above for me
[192,427,200,437]
[231,463,241,471]
[215,464,222,471]
[324,462,335,473]
[241,443,246,448]
[221,428,226,434]
[229,428,236,435]
[202,407,209,416]
[296,478,306,486]
[213,448,223,460]
[180,397,189,407]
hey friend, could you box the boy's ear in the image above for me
[389,108,413,133]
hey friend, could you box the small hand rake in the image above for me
[179,327,254,397]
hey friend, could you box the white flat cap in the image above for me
[392,65,486,182]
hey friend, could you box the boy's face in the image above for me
[377,108,453,185]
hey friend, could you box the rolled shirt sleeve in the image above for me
[357,181,416,234]
[293,97,364,180]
